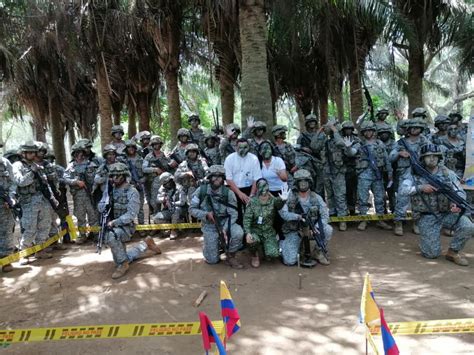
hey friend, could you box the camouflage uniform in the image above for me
[242,120,267,155]
[400,146,472,263]
[125,140,146,224]
[0,157,16,266]
[189,166,243,265]
[170,128,192,165]
[439,135,465,179]
[219,123,240,162]
[272,125,297,187]
[340,122,360,215]
[110,125,127,156]
[203,134,222,166]
[12,143,52,253]
[153,173,183,224]
[430,115,450,145]
[377,123,397,213]
[293,145,322,195]
[188,114,206,150]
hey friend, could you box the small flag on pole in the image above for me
[220,280,241,339]
[380,308,400,355]
[199,312,227,355]
[360,273,380,325]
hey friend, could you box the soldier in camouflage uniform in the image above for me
[13,141,53,264]
[279,169,332,266]
[390,118,430,235]
[219,123,241,162]
[76,139,103,166]
[175,144,209,185]
[272,125,297,187]
[104,163,161,279]
[188,114,206,149]
[375,108,390,130]
[400,144,472,266]
[440,124,465,179]
[340,121,360,215]
[203,133,221,166]
[189,165,244,268]
[243,179,288,268]
[293,144,322,195]
[170,128,192,168]
[242,117,267,155]
[310,120,352,231]
[377,122,397,213]
[354,121,393,231]
[449,112,466,140]
[411,107,431,136]
[136,131,152,158]
[110,125,127,156]
[143,135,172,214]
[64,143,99,244]
[93,144,118,197]
[430,115,450,145]
[0,143,16,272]
[124,140,146,224]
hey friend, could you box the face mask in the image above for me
[448,128,458,138]
[141,139,150,146]
[423,155,439,169]
[260,146,272,159]
[210,175,223,190]
[438,124,448,132]
[152,143,162,151]
[106,154,116,164]
[113,133,123,140]
[378,115,387,121]
[342,128,353,137]
[297,180,310,192]
[238,144,250,157]
[257,180,269,196]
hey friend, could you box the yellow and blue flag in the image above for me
[220,280,241,339]
[360,273,380,325]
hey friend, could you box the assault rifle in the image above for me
[206,194,228,253]
[97,180,114,254]
[0,186,21,219]
[362,145,382,180]
[31,163,59,211]
[127,159,144,193]
[400,139,473,214]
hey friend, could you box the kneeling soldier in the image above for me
[189,165,244,268]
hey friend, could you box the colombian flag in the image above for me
[220,280,241,339]
[199,311,227,355]
[380,308,400,355]
[360,273,380,325]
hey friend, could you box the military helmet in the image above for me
[434,114,450,127]
[360,121,377,132]
[177,128,191,138]
[272,125,288,137]
[293,169,312,182]
[419,144,443,159]
[20,140,39,153]
[305,114,318,125]
[158,172,174,185]
[71,142,86,154]
[207,164,226,178]
[252,120,267,132]
[188,114,200,124]
[4,149,20,159]
[138,131,151,140]
[341,121,355,130]
[125,139,137,148]
[185,143,199,154]
[102,144,117,157]
[376,108,389,117]
[35,141,49,152]
[449,112,463,123]
[77,138,93,148]
[411,107,427,118]
[376,122,393,134]
[108,162,130,176]
[150,135,164,146]
[111,125,124,135]
[406,117,425,129]
[204,133,217,144]
[226,123,241,135]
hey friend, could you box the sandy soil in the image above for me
[1,222,474,355]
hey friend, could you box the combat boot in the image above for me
[19,257,30,265]
[226,253,244,269]
[412,223,420,235]
[251,252,260,268]
[169,230,178,240]
[376,221,393,230]
[145,236,162,255]
[339,222,347,231]
[112,261,130,279]
[446,249,469,266]
[52,242,67,250]
[35,250,52,259]
[357,221,367,231]
[314,249,330,265]
[1,264,13,273]
[394,221,403,236]
[443,228,454,237]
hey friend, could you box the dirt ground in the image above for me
[1,222,474,355]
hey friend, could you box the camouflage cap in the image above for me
[102,144,117,156]
[376,108,389,116]
[108,162,130,176]
[188,114,200,123]
[304,114,318,124]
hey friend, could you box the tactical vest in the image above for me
[68,160,97,193]
[411,168,451,214]
[15,161,42,204]
[282,192,320,234]
[198,184,232,218]
[275,143,296,169]
[112,185,133,219]
[186,159,206,180]
[356,141,386,170]
[204,147,221,165]
[396,137,428,169]
[321,139,344,168]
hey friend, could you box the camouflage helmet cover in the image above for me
[111,125,125,134]
[411,107,427,118]
[419,144,443,159]
[360,121,377,132]
[185,143,199,154]
[150,135,164,145]
[177,128,191,138]
[108,162,130,176]
[293,169,312,182]
[20,140,39,153]
[207,164,226,177]
[158,172,174,185]
[272,125,288,136]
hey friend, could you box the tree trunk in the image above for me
[407,44,424,115]
[112,102,121,125]
[128,103,137,138]
[32,115,46,142]
[137,93,151,131]
[48,91,66,167]
[319,93,328,125]
[349,66,363,122]
[220,73,235,127]
[334,89,344,122]
[96,63,113,149]
[295,103,305,131]
[165,68,181,147]
[239,0,273,131]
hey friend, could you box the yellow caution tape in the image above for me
[77,223,202,234]
[330,212,413,222]
[369,318,474,336]
[0,321,224,344]
[0,229,68,267]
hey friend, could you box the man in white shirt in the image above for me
[224,138,262,225]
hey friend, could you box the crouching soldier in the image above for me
[279,169,333,266]
[105,163,161,279]
[400,144,473,266]
[189,165,244,268]
[243,179,288,268]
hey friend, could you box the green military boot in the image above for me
[394,221,404,236]
[357,221,367,231]
[339,222,347,231]
[112,262,130,279]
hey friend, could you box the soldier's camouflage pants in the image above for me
[20,194,52,249]
[201,220,243,264]
[281,223,333,266]
[152,208,185,224]
[357,170,385,215]
[394,171,411,221]
[418,213,473,258]
[324,171,348,216]
[0,206,15,257]
[72,190,98,231]
[138,189,145,225]
[247,232,279,258]
[106,225,146,265]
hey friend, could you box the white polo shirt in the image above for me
[224,152,262,188]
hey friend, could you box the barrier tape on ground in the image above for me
[77,223,202,234]
[369,318,474,336]
[330,212,413,223]
[0,321,224,344]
